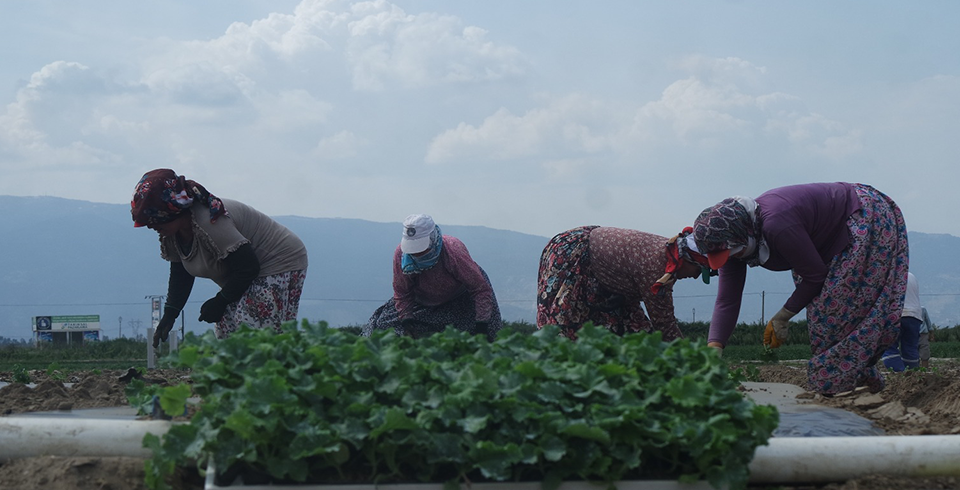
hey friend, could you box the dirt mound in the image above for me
[0,368,187,415]
[744,360,960,436]
[0,456,149,490]
[819,367,960,436]
[0,456,202,490]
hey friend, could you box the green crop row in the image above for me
[141,321,777,489]
[1,319,957,373]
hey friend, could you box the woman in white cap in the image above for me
[362,214,502,340]
[537,226,709,341]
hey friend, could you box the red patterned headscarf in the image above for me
[650,227,713,296]
[131,169,226,228]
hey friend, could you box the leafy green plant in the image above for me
[125,378,161,415]
[144,322,778,490]
[728,364,762,383]
[759,344,780,364]
[12,364,31,384]
[125,378,192,418]
[46,362,66,381]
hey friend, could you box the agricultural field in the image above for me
[0,323,959,490]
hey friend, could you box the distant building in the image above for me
[32,315,101,345]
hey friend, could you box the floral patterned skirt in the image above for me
[536,226,643,340]
[215,269,307,339]
[804,185,908,395]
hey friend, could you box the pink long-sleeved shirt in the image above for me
[392,236,495,322]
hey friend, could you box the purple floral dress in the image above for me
[804,184,908,394]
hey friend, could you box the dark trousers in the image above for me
[881,316,922,371]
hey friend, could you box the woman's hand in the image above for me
[152,310,178,348]
[707,341,724,357]
[199,293,229,323]
[764,307,797,348]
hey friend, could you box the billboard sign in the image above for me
[32,315,101,331]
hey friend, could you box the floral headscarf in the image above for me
[692,196,768,267]
[131,169,226,227]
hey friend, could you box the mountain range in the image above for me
[1,195,958,341]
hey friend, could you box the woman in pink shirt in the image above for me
[363,214,502,341]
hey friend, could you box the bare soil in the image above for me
[1,363,959,490]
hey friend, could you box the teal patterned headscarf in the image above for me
[401,225,444,274]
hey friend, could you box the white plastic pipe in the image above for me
[1,416,959,485]
[750,435,960,483]
[0,417,172,461]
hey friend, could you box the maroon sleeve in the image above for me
[638,288,682,341]
[391,246,415,320]
[442,238,495,322]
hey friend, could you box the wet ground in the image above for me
[742,360,960,437]
[1,362,959,489]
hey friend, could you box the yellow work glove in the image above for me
[707,341,724,357]
[763,321,782,348]
[763,307,797,348]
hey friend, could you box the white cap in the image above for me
[400,214,435,254]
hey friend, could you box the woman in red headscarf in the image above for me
[536,226,709,341]
[131,169,308,346]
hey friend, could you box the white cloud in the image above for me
[0,61,126,171]
[137,0,524,96]
[425,94,622,164]
[314,130,364,159]
[345,7,525,90]
[255,90,333,131]
[627,57,860,158]
[426,56,862,182]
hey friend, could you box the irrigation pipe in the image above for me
[748,435,960,483]
[0,417,172,461]
[1,416,958,484]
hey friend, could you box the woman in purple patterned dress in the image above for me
[132,169,308,346]
[692,182,908,395]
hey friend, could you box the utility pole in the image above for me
[118,316,122,339]
[761,291,766,325]
[692,308,696,323]
[145,295,165,370]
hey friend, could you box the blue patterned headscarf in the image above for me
[401,225,444,274]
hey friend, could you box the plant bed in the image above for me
[141,322,777,490]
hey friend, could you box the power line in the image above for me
[3,291,960,308]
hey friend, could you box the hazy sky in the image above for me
[2,1,958,238]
